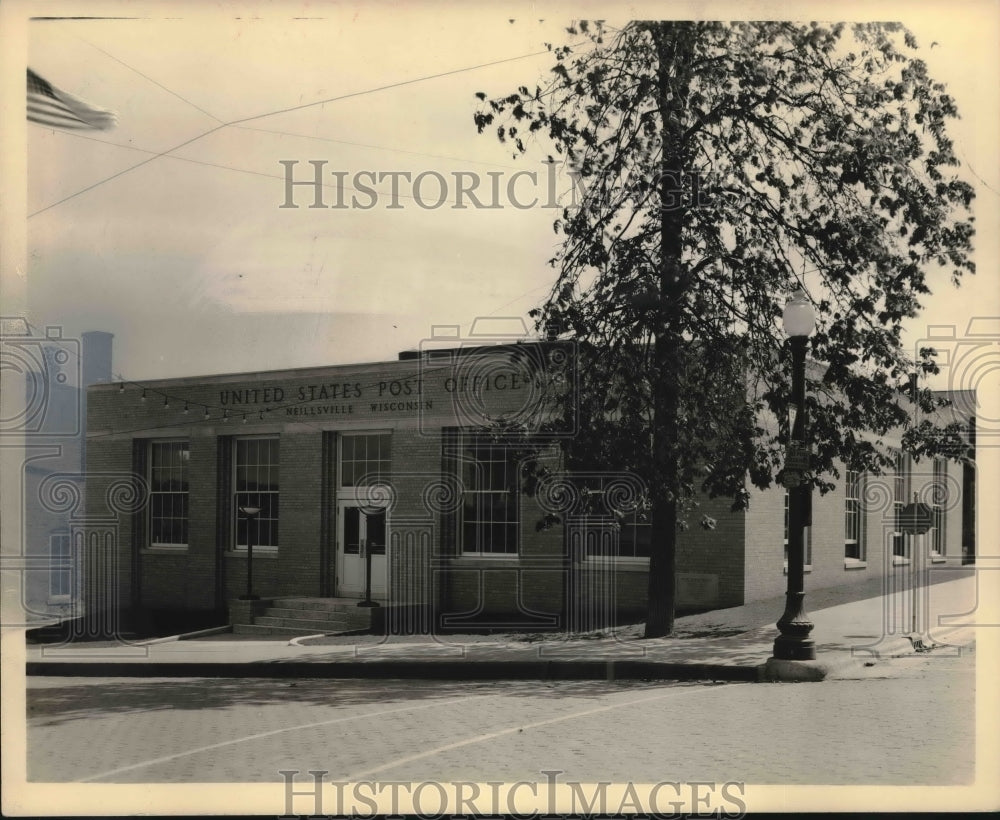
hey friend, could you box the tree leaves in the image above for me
[472,20,975,629]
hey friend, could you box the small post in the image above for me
[239,506,261,601]
[358,538,380,608]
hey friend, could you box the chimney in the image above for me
[82,331,113,386]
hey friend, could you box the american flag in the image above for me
[27,68,117,131]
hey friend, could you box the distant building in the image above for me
[80,342,976,635]
[21,328,112,623]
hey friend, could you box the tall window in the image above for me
[578,478,651,559]
[844,470,865,560]
[49,532,72,598]
[931,456,947,556]
[892,451,910,558]
[149,440,190,546]
[234,437,279,549]
[612,506,651,559]
[340,433,391,487]
[783,489,812,566]
[447,431,518,555]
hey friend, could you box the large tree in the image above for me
[474,20,975,637]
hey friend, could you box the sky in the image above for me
[22,5,578,380]
[3,4,999,811]
[9,0,1000,390]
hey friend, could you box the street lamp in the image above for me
[238,505,262,601]
[774,287,816,661]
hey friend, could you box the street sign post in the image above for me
[898,499,933,535]
[781,442,810,488]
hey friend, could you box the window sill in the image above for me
[226,549,279,558]
[930,555,947,564]
[783,564,813,575]
[144,545,189,553]
[581,557,649,572]
[844,559,867,570]
[892,556,911,566]
[457,553,519,560]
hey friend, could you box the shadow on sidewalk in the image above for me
[26,676,690,728]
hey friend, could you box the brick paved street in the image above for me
[26,642,974,786]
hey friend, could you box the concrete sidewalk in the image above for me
[25,570,980,682]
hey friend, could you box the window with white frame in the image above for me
[447,430,518,555]
[783,488,812,566]
[844,470,865,560]
[931,456,947,556]
[234,436,279,549]
[49,532,72,598]
[149,440,190,546]
[892,451,910,559]
[577,478,651,559]
[340,432,391,487]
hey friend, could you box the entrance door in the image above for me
[336,502,387,598]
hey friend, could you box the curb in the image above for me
[24,628,976,683]
[137,625,233,645]
[25,659,761,682]
[759,653,864,682]
[289,633,330,647]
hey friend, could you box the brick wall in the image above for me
[742,482,784,603]
[85,359,975,629]
[742,454,970,608]
[565,491,748,625]
[675,494,746,609]
[438,447,567,630]
[87,356,576,626]
[139,434,218,612]
[82,435,135,631]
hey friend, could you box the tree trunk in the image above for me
[644,22,690,639]
[644,477,678,637]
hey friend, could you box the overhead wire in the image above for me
[230,124,526,171]
[29,41,577,217]
[77,35,224,124]
[24,33,576,395]
[42,129,426,202]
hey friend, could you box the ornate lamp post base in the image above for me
[773,591,816,660]
[773,635,816,661]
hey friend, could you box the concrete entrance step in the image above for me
[252,616,356,632]
[262,607,359,622]
[253,598,383,633]
[229,598,386,635]
[271,597,380,613]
